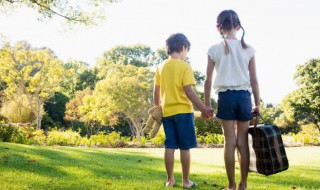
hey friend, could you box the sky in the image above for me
[0,0,320,104]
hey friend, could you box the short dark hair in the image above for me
[165,33,191,55]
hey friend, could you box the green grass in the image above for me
[0,143,319,190]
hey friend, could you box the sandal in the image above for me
[237,182,246,190]
[183,181,196,189]
[165,181,176,187]
[223,184,236,190]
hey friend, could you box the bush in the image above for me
[29,129,46,145]
[46,128,82,146]
[292,123,320,145]
[195,117,222,136]
[0,123,45,145]
[151,129,165,146]
[90,131,126,147]
[197,133,224,145]
[0,123,19,142]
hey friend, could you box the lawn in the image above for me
[0,143,319,190]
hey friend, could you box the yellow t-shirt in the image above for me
[155,59,195,117]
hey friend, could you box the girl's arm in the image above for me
[248,57,260,113]
[153,85,160,106]
[184,85,212,118]
[204,56,215,108]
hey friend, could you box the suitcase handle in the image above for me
[252,113,269,127]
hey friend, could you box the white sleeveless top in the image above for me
[207,39,255,93]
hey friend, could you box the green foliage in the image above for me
[0,0,118,26]
[139,136,147,146]
[293,59,320,128]
[197,133,224,145]
[195,117,222,136]
[44,92,69,127]
[46,128,82,146]
[0,94,35,123]
[98,44,155,68]
[0,123,46,145]
[92,63,153,138]
[151,128,165,146]
[292,123,320,145]
[0,41,65,129]
[62,61,98,97]
[276,58,320,132]
[153,48,168,65]
[65,88,94,135]
[29,129,46,145]
[196,91,218,111]
[259,102,282,125]
[194,70,206,87]
[90,131,127,147]
[0,124,19,142]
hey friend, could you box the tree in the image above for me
[259,102,282,126]
[0,41,64,129]
[98,44,155,68]
[1,94,35,123]
[64,88,92,130]
[153,48,167,65]
[0,0,117,26]
[43,92,69,127]
[275,58,320,131]
[274,91,302,133]
[92,63,153,139]
[292,58,320,129]
[62,60,98,97]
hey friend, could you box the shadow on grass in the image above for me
[1,143,319,190]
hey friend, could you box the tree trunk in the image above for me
[131,118,143,141]
[36,94,42,130]
[125,118,136,137]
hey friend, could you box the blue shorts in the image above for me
[216,90,252,121]
[162,113,197,150]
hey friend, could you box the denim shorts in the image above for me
[162,113,197,150]
[216,90,252,121]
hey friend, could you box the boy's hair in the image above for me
[165,33,191,55]
[217,10,248,54]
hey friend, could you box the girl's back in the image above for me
[208,39,255,93]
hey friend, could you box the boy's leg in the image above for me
[180,149,193,187]
[165,148,175,186]
[236,120,250,190]
[222,120,237,189]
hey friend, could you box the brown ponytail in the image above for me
[217,10,248,54]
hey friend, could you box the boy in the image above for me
[154,33,213,188]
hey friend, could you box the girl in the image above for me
[204,10,260,190]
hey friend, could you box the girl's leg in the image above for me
[236,120,250,190]
[222,120,237,189]
[181,149,195,187]
[164,148,175,186]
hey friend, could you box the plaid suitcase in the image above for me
[248,115,289,176]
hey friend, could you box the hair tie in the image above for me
[221,33,226,39]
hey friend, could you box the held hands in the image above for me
[201,107,214,121]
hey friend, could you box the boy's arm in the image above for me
[153,85,160,106]
[184,85,211,118]
[249,57,260,114]
[204,56,215,108]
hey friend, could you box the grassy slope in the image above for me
[0,142,319,190]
